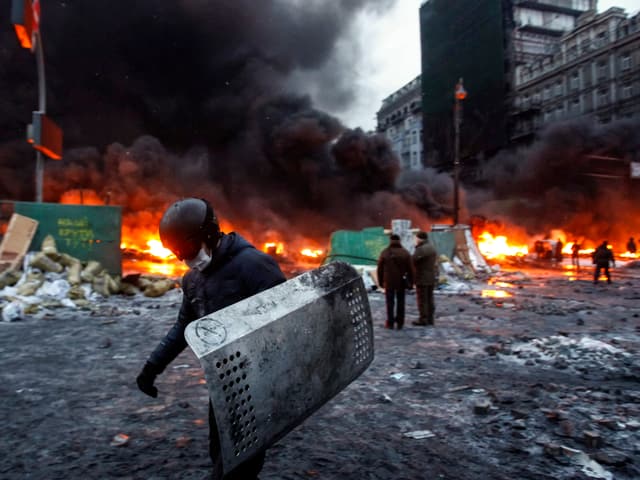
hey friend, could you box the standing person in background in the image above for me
[554,238,564,264]
[627,237,636,255]
[411,231,438,327]
[593,240,615,285]
[571,240,580,271]
[377,234,413,330]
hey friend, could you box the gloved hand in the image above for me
[136,361,160,398]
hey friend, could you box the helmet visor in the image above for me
[166,236,201,261]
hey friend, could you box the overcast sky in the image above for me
[339,0,640,131]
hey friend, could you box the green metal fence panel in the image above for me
[323,227,388,266]
[428,230,456,260]
[13,202,122,275]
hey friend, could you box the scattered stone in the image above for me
[544,442,562,456]
[410,361,425,369]
[560,445,581,457]
[474,400,491,415]
[448,385,472,393]
[484,344,500,356]
[110,433,129,447]
[583,430,601,448]
[511,408,529,419]
[592,450,629,467]
[596,418,626,431]
[512,419,527,430]
[403,430,436,439]
[175,436,191,448]
[576,318,585,326]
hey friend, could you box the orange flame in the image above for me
[477,232,528,259]
[263,242,285,255]
[300,248,323,258]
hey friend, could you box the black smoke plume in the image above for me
[1,0,450,246]
[471,118,640,248]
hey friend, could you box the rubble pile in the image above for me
[0,235,178,322]
[497,335,639,379]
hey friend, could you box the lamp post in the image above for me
[12,0,62,202]
[453,78,467,226]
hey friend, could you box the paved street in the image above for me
[1,264,639,479]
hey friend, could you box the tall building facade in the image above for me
[511,7,640,140]
[419,0,597,171]
[376,75,424,171]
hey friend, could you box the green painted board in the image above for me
[13,202,122,275]
[323,227,389,266]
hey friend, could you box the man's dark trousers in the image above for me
[416,285,435,325]
[385,287,405,328]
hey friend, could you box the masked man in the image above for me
[136,197,285,479]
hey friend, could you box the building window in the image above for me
[622,84,633,99]
[597,61,607,79]
[556,104,564,118]
[543,86,551,100]
[598,89,609,107]
[580,38,590,53]
[572,97,580,113]
[533,91,541,103]
[621,53,631,71]
[555,82,563,96]
[570,72,579,90]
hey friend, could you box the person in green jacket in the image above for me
[411,231,438,326]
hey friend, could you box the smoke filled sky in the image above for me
[0,0,451,242]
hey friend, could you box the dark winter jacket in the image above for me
[149,232,286,371]
[377,239,413,290]
[592,243,615,267]
[412,240,438,286]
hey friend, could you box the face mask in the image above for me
[184,246,212,272]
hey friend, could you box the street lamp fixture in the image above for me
[453,78,466,226]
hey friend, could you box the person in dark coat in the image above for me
[136,198,285,480]
[627,237,636,254]
[571,240,580,271]
[411,231,438,326]
[593,240,615,284]
[377,234,413,330]
[554,239,564,263]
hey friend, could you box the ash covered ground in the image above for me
[1,263,639,480]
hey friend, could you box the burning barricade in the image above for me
[0,234,177,322]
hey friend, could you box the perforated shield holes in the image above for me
[214,351,258,456]
[347,285,373,366]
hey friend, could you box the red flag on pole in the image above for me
[32,0,40,33]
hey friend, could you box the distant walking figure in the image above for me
[571,241,580,270]
[593,240,615,284]
[627,237,636,255]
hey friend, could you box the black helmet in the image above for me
[159,198,220,260]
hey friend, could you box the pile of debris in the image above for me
[0,235,177,322]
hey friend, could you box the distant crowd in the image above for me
[534,236,637,285]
